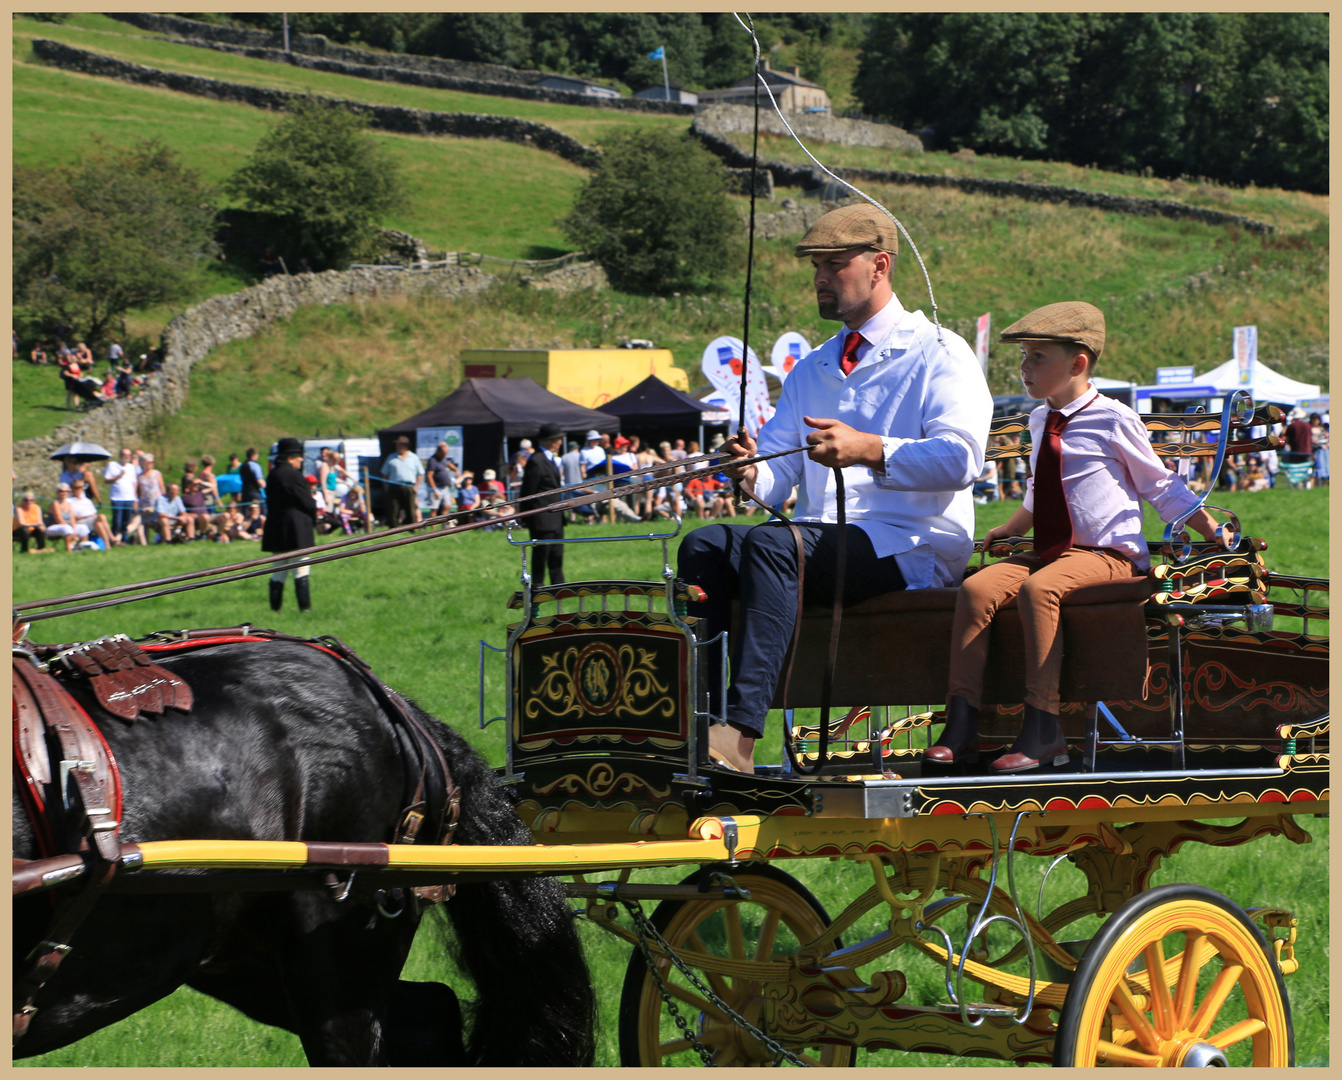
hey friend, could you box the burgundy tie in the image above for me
[839,331,862,375]
[1033,410,1072,563]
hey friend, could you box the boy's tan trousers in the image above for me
[947,547,1138,714]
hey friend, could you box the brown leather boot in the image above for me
[925,695,979,764]
[991,703,1069,773]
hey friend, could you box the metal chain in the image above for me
[621,896,808,1068]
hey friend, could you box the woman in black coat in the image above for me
[262,436,318,612]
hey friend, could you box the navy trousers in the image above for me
[677,522,906,738]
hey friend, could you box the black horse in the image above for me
[13,639,596,1066]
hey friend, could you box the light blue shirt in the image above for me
[381,451,424,486]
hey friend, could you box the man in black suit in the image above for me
[262,436,318,612]
[520,422,566,585]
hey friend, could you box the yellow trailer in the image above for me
[460,348,688,409]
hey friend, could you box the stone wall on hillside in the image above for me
[103,12,694,115]
[692,123,1275,235]
[12,267,497,494]
[696,104,923,153]
[31,40,600,168]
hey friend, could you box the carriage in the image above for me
[13,395,1328,1067]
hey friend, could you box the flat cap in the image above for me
[999,301,1105,359]
[795,202,899,259]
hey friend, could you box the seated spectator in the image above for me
[30,342,48,366]
[154,483,196,542]
[707,473,737,519]
[237,503,266,541]
[180,479,216,537]
[67,479,115,548]
[973,457,1000,504]
[337,484,368,534]
[73,341,93,367]
[46,483,89,551]
[683,475,709,519]
[180,460,198,492]
[13,492,50,553]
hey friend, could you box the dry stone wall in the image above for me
[692,119,1275,235]
[12,267,497,494]
[31,40,600,168]
[103,12,693,115]
[696,104,923,153]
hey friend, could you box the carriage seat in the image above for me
[751,577,1156,710]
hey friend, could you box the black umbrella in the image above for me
[49,441,112,463]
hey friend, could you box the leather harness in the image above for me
[12,626,461,1043]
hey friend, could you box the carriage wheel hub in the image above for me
[1177,1041,1229,1067]
[698,987,772,1065]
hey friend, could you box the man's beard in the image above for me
[816,295,841,321]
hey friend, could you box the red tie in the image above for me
[839,331,863,375]
[1033,410,1072,563]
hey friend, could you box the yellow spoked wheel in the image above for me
[1053,884,1293,1067]
[618,864,855,1067]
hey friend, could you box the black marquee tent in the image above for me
[377,377,619,479]
[597,375,731,449]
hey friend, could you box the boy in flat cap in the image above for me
[678,200,992,773]
[930,301,1231,773]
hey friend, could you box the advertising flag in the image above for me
[647,46,664,60]
[975,313,991,372]
[1233,325,1257,387]
[768,331,812,383]
[702,336,772,436]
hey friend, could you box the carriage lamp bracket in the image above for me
[1247,908,1299,975]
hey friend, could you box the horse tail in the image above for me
[414,704,597,1067]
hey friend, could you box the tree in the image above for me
[224,99,404,270]
[561,131,741,295]
[12,138,217,345]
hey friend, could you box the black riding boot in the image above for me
[925,695,979,765]
[991,703,1069,773]
[295,576,311,612]
[269,580,284,612]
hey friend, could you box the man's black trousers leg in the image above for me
[528,527,564,585]
[677,522,906,738]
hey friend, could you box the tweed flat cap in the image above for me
[999,301,1105,359]
[795,202,899,258]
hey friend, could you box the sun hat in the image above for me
[795,202,899,259]
[585,430,601,441]
[613,435,630,449]
[276,436,304,458]
[999,301,1106,359]
[483,469,496,480]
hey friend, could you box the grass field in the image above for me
[13,488,1328,1067]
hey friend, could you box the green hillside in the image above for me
[11,10,1328,464]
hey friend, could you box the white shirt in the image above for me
[752,294,991,588]
[69,494,98,522]
[579,445,606,472]
[105,459,140,502]
[1022,387,1201,572]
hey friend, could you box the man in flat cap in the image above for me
[521,421,567,585]
[262,436,319,612]
[678,200,992,772]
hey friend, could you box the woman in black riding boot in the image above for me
[262,437,318,613]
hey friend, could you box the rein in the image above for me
[15,445,813,624]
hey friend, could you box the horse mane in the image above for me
[407,700,598,1067]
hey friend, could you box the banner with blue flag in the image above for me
[647,46,664,60]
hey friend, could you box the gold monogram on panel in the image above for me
[525,642,675,721]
